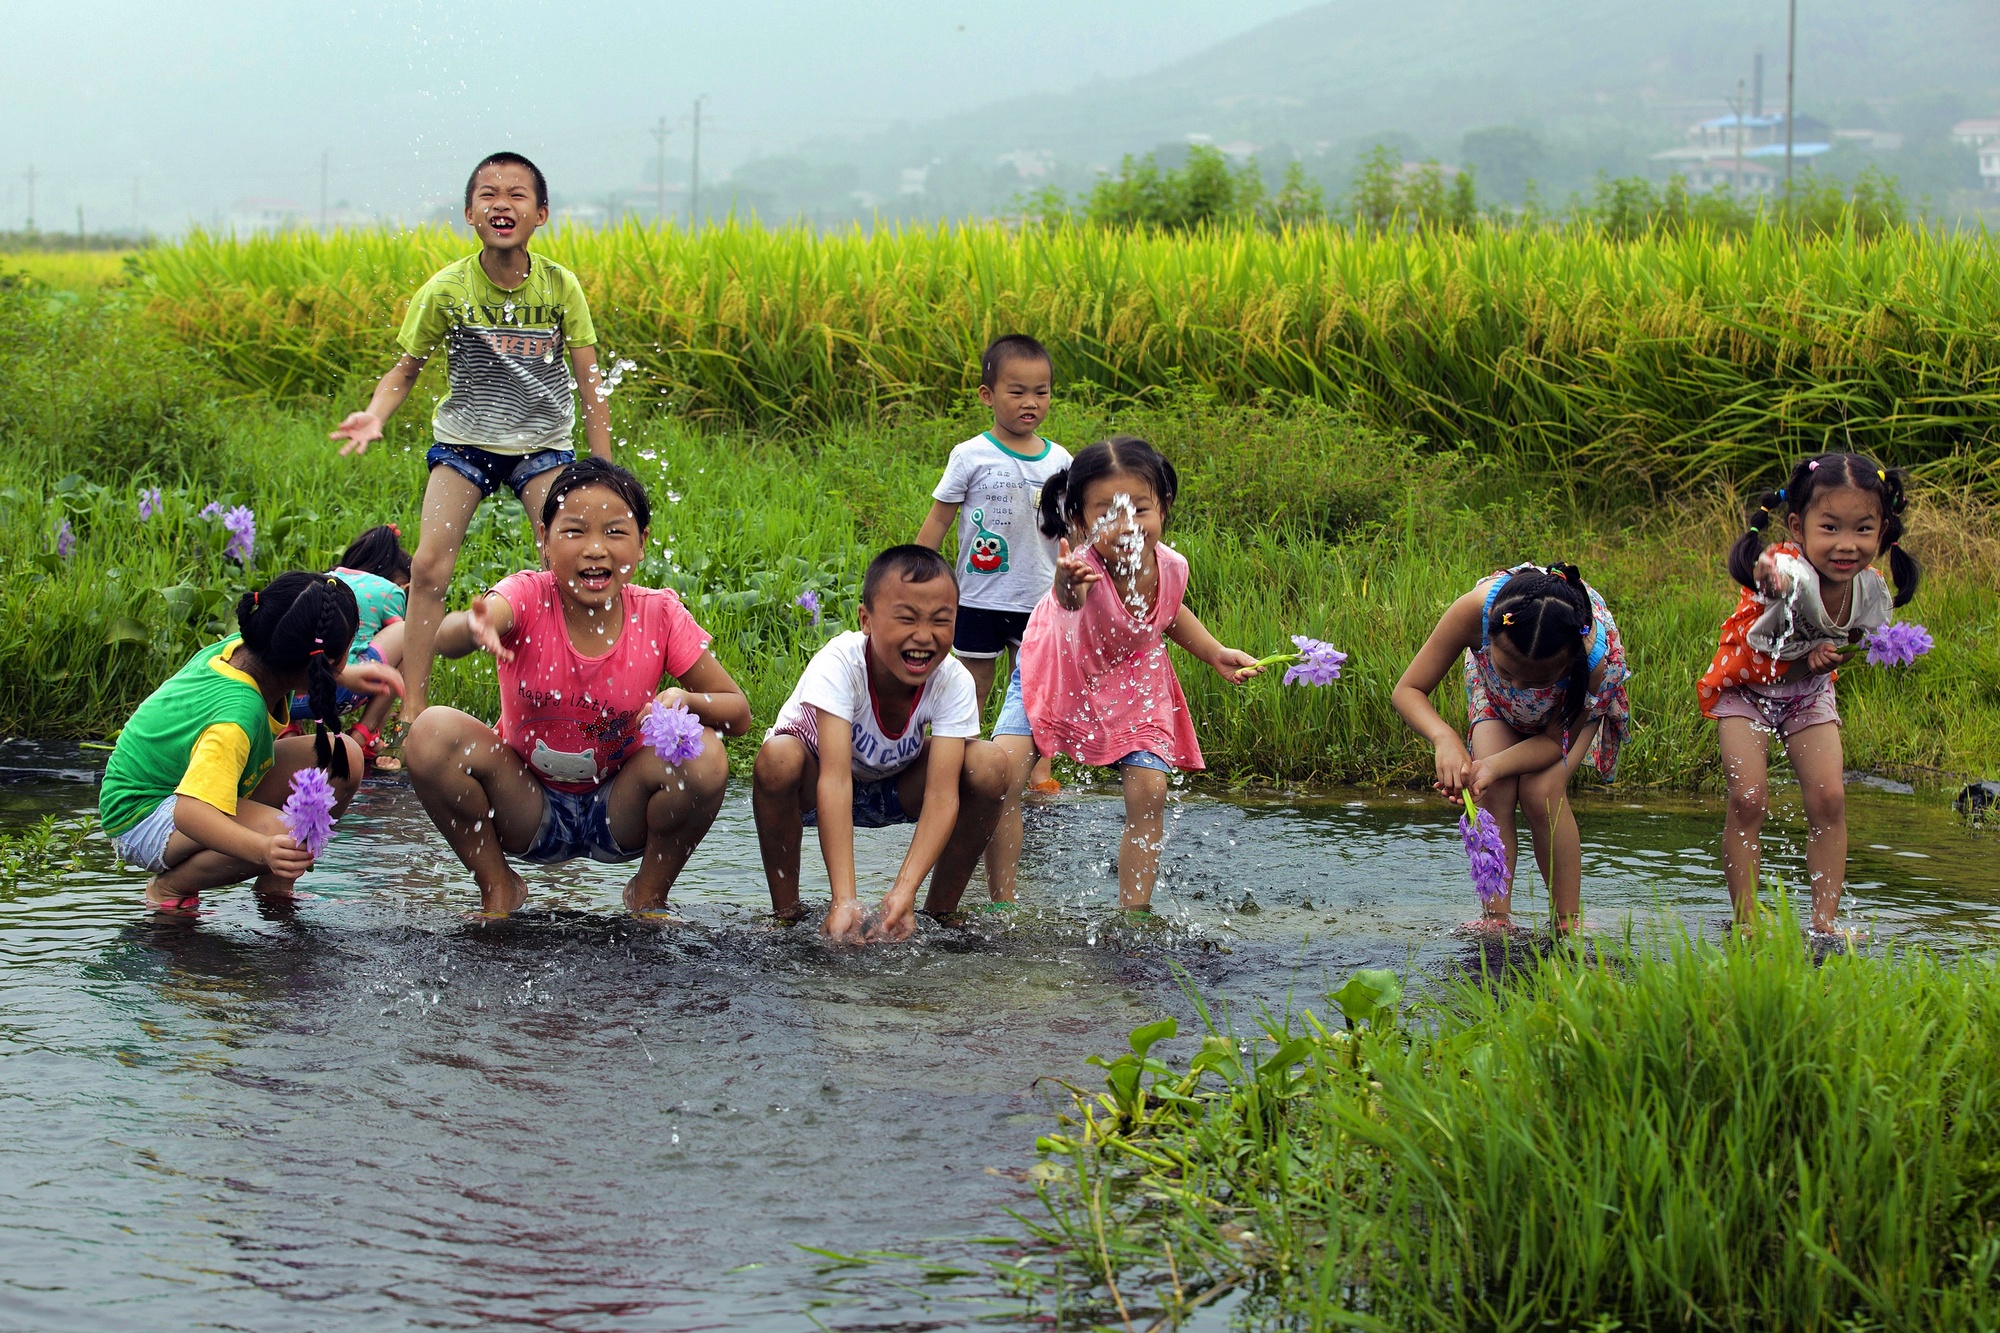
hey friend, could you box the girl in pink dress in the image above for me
[986,437,1262,911]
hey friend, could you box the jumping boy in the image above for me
[915,334,1069,797]
[752,546,1010,943]
[330,151,611,721]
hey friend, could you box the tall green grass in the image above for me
[133,219,2000,487]
[1029,923,2000,1328]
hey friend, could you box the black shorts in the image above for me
[952,605,1031,659]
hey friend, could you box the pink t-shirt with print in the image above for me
[492,570,711,793]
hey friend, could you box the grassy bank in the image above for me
[132,221,2000,488]
[1027,928,2000,1328]
[1,281,1995,788]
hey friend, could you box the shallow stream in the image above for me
[2,739,1995,1330]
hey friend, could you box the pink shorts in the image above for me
[1708,676,1840,738]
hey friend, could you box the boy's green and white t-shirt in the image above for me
[397,253,598,455]
[932,432,1072,613]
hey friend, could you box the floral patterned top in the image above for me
[1463,564,1632,780]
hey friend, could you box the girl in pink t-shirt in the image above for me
[988,437,1262,911]
[405,459,752,917]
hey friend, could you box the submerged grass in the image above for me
[133,220,2000,488]
[1028,918,2000,1328]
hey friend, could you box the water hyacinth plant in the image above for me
[641,700,706,766]
[1254,634,1346,685]
[281,766,337,860]
[1461,789,1511,905]
[198,501,223,520]
[795,589,822,626]
[221,505,255,563]
[1864,620,1933,667]
[137,488,162,522]
[52,518,74,561]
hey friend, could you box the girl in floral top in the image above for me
[1393,563,1632,931]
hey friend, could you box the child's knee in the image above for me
[1726,783,1768,827]
[961,741,1010,803]
[410,542,455,594]
[1517,768,1569,821]
[683,734,731,800]
[1802,783,1846,830]
[403,707,468,776]
[752,737,806,794]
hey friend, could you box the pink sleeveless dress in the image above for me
[1017,543,1204,770]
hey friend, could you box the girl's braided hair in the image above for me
[235,571,360,780]
[1489,563,1596,726]
[1727,452,1919,607]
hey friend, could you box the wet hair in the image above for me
[336,525,411,584]
[1488,564,1596,726]
[862,544,956,607]
[235,571,360,780]
[464,152,549,210]
[980,334,1052,389]
[1037,435,1179,540]
[1728,452,1919,607]
[541,457,652,533]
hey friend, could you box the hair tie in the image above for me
[388,524,401,538]
[308,648,325,658]
[1877,469,1886,481]
[1501,612,1515,626]
[1808,461,1820,471]
[1776,488,1786,500]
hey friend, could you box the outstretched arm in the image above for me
[1392,587,1488,796]
[433,593,516,661]
[331,355,426,456]
[874,736,966,941]
[1166,606,1262,683]
[812,710,863,941]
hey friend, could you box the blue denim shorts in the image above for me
[802,774,914,830]
[991,667,1169,771]
[520,782,640,864]
[112,795,180,873]
[427,443,574,501]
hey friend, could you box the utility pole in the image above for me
[652,116,670,224]
[689,95,707,228]
[77,204,85,243]
[25,164,34,231]
[1732,80,1746,200]
[132,176,141,236]
[1784,0,1798,196]
[320,149,329,231]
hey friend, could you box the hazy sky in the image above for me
[3,1,1316,229]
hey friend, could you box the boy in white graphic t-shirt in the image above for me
[753,546,1009,943]
[916,334,1071,793]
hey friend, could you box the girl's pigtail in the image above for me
[1038,467,1073,539]
[1879,468,1921,606]
[1547,563,1595,726]
[1726,489,1783,590]
[305,581,351,781]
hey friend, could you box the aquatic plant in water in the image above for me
[1256,635,1346,685]
[221,506,255,563]
[1460,790,1510,905]
[1864,621,1933,667]
[137,488,162,522]
[641,700,706,766]
[795,589,822,626]
[199,501,223,520]
[282,767,336,859]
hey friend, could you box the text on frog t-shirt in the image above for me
[767,631,981,783]
[932,432,1072,613]
[493,570,711,792]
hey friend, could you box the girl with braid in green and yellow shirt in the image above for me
[100,573,393,914]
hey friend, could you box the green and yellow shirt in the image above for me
[397,252,598,455]
[99,638,286,835]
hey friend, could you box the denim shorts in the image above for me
[427,443,574,501]
[801,774,914,830]
[112,795,180,873]
[520,782,641,865]
[990,667,1170,771]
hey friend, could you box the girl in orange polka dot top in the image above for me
[1698,452,1920,935]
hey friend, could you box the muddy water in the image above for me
[1,742,1994,1330]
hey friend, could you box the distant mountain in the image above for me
[718,0,2000,221]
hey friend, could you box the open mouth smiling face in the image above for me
[859,575,959,689]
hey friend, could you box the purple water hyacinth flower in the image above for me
[199,501,223,520]
[642,700,707,766]
[796,589,822,626]
[138,488,163,522]
[1460,791,1512,906]
[1863,621,1933,668]
[53,518,74,560]
[1282,635,1346,686]
[222,505,255,563]
[282,766,337,860]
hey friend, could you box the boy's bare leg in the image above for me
[404,468,485,721]
[751,736,818,919]
[606,731,730,912]
[983,735,1038,900]
[963,654,998,710]
[517,470,559,546]
[1718,717,1771,927]
[1117,765,1170,910]
[1786,722,1848,932]
[404,706,543,914]
[917,740,1012,916]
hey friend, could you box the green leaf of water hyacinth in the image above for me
[1331,968,1403,1030]
[1127,1016,1177,1058]
[103,617,148,647]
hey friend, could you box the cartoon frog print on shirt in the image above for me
[966,507,1008,576]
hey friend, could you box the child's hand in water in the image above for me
[465,597,515,662]
[1211,648,1264,684]
[869,894,917,943]
[1753,548,1798,599]
[1052,539,1102,609]
[822,898,868,942]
